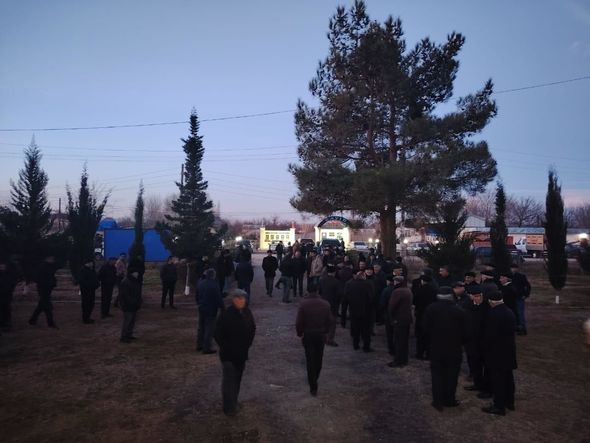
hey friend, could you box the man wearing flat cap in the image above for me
[423,286,467,411]
[482,290,517,416]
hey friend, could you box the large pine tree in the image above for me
[291,1,497,257]
[544,169,567,302]
[490,182,511,272]
[66,166,109,283]
[9,138,53,280]
[157,110,221,259]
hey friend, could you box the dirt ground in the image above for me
[1,255,589,443]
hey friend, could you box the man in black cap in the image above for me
[412,269,438,360]
[214,289,256,416]
[482,290,517,416]
[463,285,489,394]
[296,283,333,396]
[436,266,454,287]
[452,281,469,307]
[480,269,498,299]
[464,271,478,289]
[79,258,99,324]
[262,249,279,297]
[387,276,413,367]
[343,271,373,351]
[319,264,341,346]
[509,263,531,335]
[423,286,466,411]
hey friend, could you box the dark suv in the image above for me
[320,239,341,250]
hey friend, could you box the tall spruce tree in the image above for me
[290,1,497,257]
[490,182,511,273]
[544,170,567,303]
[9,137,53,280]
[129,182,145,260]
[156,111,222,259]
[66,166,109,283]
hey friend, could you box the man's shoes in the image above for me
[202,349,217,355]
[28,319,37,326]
[161,305,165,309]
[120,338,131,343]
[102,313,113,318]
[387,362,406,368]
[48,324,59,329]
[129,336,138,340]
[362,347,374,353]
[477,392,492,399]
[445,400,460,407]
[169,305,177,309]
[482,405,505,416]
[506,403,515,411]
[415,354,425,360]
[353,344,360,350]
[196,346,203,351]
[464,385,479,391]
[431,402,444,412]
[83,319,95,324]
[341,323,346,329]
[326,341,339,347]
[310,386,318,396]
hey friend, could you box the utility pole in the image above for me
[180,164,184,187]
[58,197,62,232]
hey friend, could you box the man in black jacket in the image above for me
[423,286,466,411]
[79,259,100,324]
[462,285,489,394]
[509,263,531,335]
[482,290,517,416]
[319,264,341,346]
[196,268,225,354]
[292,250,307,298]
[119,268,142,343]
[29,256,58,328]
[344,271,373,352]
[160,255,178,309]
[412,270,437,359]
[262,250,279,297]
[98,257,117,318]
[278,253,294,303]
[214,289,256,416]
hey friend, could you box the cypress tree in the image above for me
[156,110,223,259]
[129,182,145,261]
[544,169,567,303]
[490,182,510,273]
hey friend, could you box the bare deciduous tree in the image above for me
[465,191,496,224]
[506,196,544,227]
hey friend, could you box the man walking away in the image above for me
[387,276,413,368]
[482,290,517,416]
[160,255,178,309]
[509,263,530,335]
[344,271,373,352]
[292,251,306,298]
[214,289,256,416]
[98,257,117,318]
[79,258,99,324]
[296,283,333,396]
[278,253,294,303]
[196,268,224,354]
[423,286,466,411]
[379,276,397,356]
[275,241,284,266]
[262,250,278,297]
[234,256,254,305]
[319,264,341,346]
[412,269,437,360]
[119,267,142,343]
[29,256,58,328]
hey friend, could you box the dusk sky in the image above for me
[1,0,589,223]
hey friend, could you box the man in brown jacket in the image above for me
[388,276,413,368]
[296,283,333,396]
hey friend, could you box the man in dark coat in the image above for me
[291,250,307,298]
[262,250,279,297]
[412,270,438,359]
[336,260,354,328]
[423,286,466,411]
[275,241,284,266]
[462,285,489,393]
[319,264,341,346]
[499,272,518,323]
[436,265,454,287]
[372,262,387,324]
[343,271,373,352]
[509,263,531,335]
[278,252,294,303]
[388,276,413,367]
[234,257,254,305]
[482,290,517,416]
[296,283,333,396]
[452,281,469,306]
[79,259,100,324]
[379,276,397,355]
[160,255,178,308]
[119,268,142,343]
[464,271,478,289]
[29,256,58,328]
[480,270,499,298]
[98,257,118,318]
[0,259,19,331]
[214,289,256,416]
[196,268,225,354]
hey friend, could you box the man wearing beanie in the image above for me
[296,283,333,396]
[387,276,413,368]
[482,290,517,416]
[423,286,466,411]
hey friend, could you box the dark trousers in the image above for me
[350,315,371,349]
[81,289,95,322]
[121,311,137,339]
[197,311,216,351]
[393,322,410,365]
[161,281,176,307]
[430,355,461,406]
[491,368,515,410]
[415,314,430,358]
[101,285,114,317]
[0,297,12,329]
[292,275,304,297]
[222,360,245,414]
[465,342,485,389]
[30,288,55,326]
[340,298,349,327]
[265,276,275,296]
[303,333,325,392]
[385,317,394,355]
[237,282,251,305]
[327,300,339,343]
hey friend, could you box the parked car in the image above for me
[349,241,369,251]
[474,245,524,265]
[565,241,582,258]
[320,238,341,250]
[409,242,428,253]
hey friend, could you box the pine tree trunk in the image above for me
[380,208,397,258]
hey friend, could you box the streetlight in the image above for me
[368,238,373,244]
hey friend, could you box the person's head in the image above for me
[310,250,317,257]
[439,266,450,278]
[393,276,405,288]
[326,264,336,275]
[392,264,403,276]
[395,256,403,264]
[230,289,248,309]
[467,285,483,305]
[204,268,216,280]
[108,256,117,265]
[364,266,374,277]
[295,251,302,258]
[464,271,476,284]
[373,262,382,273]
[83,258,94,268]
[499,272,512,286]
[267,249,273,256]
[119,253,127,260]
[452,282,465,297]
[437,286,453,301]
[480,270,494,281]
[488,290,503,307]
[167,255,177,264]
[358,261,367,271]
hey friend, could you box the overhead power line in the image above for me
[494,75,590,94]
